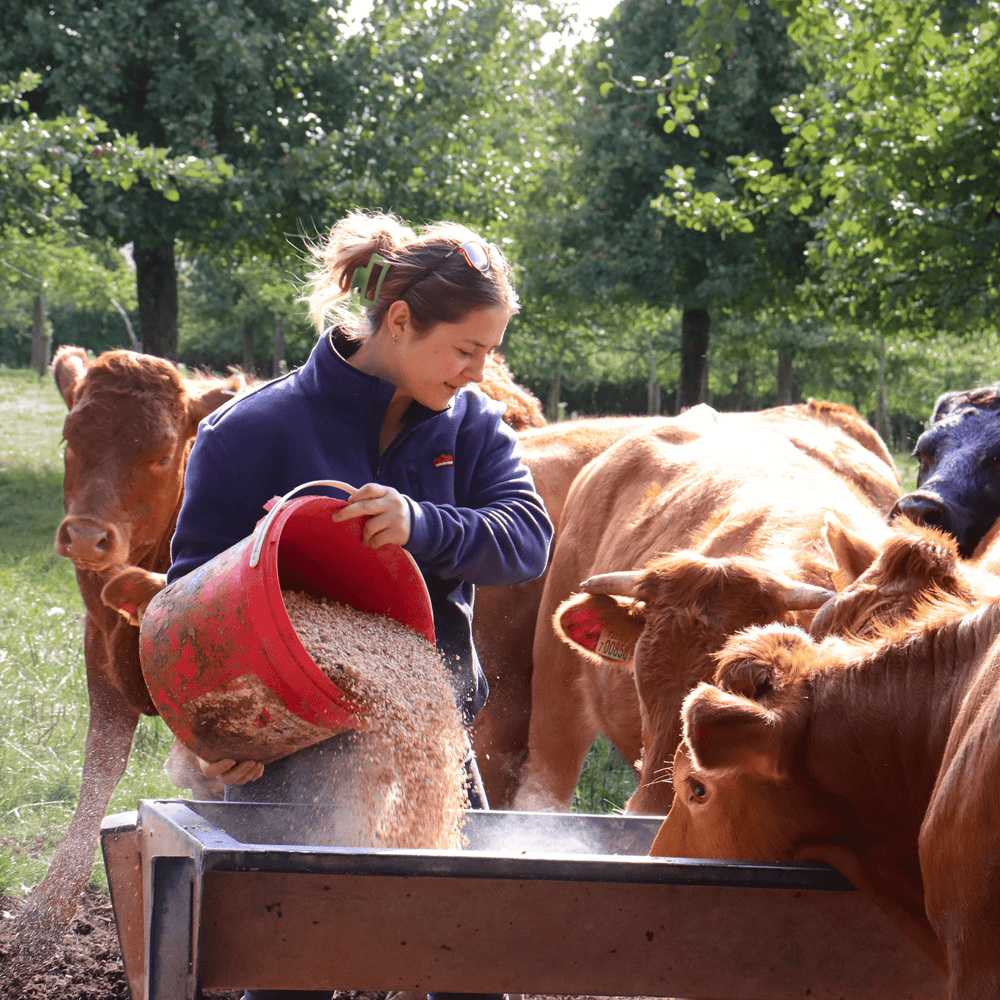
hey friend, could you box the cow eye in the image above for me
[687,778,707,801]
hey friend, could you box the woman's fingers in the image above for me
[198,756,265,786]
[331,483,411,547]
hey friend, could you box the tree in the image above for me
[177,251,314,374]
[0,226,138,367]
[1,0,355,358]
[663,0,1000,333]
[559,0,810,409]
[0,69,231,235]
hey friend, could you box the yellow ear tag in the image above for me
[595,625,631,661]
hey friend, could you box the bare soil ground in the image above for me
[1,889,139,1000]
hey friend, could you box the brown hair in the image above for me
[305,211,519,340]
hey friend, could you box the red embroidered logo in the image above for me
[433,453,454,468]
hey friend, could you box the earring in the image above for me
[391,332,399,343]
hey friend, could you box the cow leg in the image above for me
[511,639,605,811]
[11,669,139,957]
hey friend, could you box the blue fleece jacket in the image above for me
[168,330,553,724]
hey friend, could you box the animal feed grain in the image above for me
[282,590,469,851]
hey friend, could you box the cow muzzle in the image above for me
[55,515,130,570]
[889,490,949,531]
[889,490,980,557]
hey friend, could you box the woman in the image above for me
[167,211,553,1000]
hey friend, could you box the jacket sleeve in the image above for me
[403,408,554,587]
[168,419,265,583]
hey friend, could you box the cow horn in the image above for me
[783,583,838,610]
[579,571,640,596]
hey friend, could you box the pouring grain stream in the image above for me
[281,590,470,850]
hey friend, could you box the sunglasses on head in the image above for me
[397,239,505,299]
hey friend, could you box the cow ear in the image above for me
[713,623,814,703]
[187,373,246,427]
[823,513,880,590]
[554,593,644,667]
[51,346,89,409]
[100,567,167,626]
[682,683,786,779]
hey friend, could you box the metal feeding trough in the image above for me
[100,800,944,1000]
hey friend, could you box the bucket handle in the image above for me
[249,479,359,567]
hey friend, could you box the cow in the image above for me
[650,586,1000,999]
[889,382,1000,558]
[808,516,1000,640]
[8,347,246,951]
[470,415,665,805]
[511,400,903,815]
[480,352,546,432]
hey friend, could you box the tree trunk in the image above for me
[134,238,178,359]
[875,332,890,443]
[648,337,661,415]
[678,308,710,411]
[547,363,563,422]
[243,321,255,375]
[31,293,48,376]
[734,366,749,410]
[777,346,796,405]
[273,313,285,378]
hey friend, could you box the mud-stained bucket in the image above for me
[139,481,435,765]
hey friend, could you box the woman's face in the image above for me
[394,304,510,411]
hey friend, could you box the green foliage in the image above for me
[572,735,638,814]
[670,0,1000,330]
[177,250,315,372]
[0,1,352,250]
[0,228,138,365]
[0,70,232,235]
[563,0,810,315]
[332,0,564,228]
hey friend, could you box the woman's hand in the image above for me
[331,483,412,548]
[198,756,265,786]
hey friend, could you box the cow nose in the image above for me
[889,491,947,528]
[56,517,127,569]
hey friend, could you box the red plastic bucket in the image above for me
[139,482,436,765]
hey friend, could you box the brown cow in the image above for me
[12,347,245,947]
[809,516,1000,640]
[470,415,665,805]
[512,400,902,814]
[651,589,1000,998]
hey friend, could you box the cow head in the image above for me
[889,387,1000,557]
[649,624,845,862]
[810,518,985,639]
[53,347,244,575]
[554,552,834,814]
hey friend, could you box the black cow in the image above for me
[890,385,1000,557]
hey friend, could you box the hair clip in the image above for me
[351,253,390,305]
